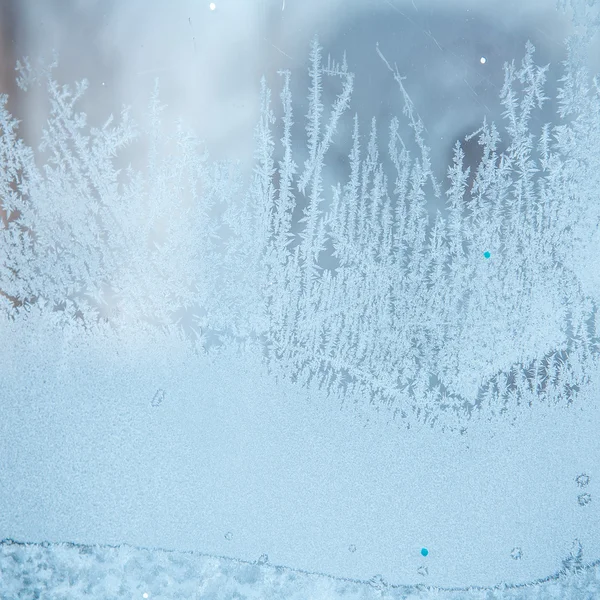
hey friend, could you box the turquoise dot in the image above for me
[421,548,429,557]
[483,251,491,259]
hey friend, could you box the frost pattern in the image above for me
[1,5,600,433]
[576,473,590,487]
[151,388,165,407]
[2,539,599,600]
[578,493,592,506]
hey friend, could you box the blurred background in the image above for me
[0,0,582,212]
[0,0,595,330]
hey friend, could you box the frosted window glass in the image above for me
[1,0,599,597]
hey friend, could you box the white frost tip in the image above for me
[209,2,216,10]
[480,56,486,64]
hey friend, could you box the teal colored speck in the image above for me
[483,251,491,259]
[421,548,429,557]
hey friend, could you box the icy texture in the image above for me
[1,0,600,595]
[1,539,599,600]
[2,17,600,432]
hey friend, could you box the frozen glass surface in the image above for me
[1,0,599,597]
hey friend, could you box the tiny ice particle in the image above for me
[511,547,523,560]
[578,493,592,506]
[151,388,165,407]
[369,574,387,590]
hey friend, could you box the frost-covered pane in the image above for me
[1,0,599,597]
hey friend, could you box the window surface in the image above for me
[1,1,599,597]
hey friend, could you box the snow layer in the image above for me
[1,539,599,600]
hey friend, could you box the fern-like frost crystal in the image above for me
[1,22,599,434]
